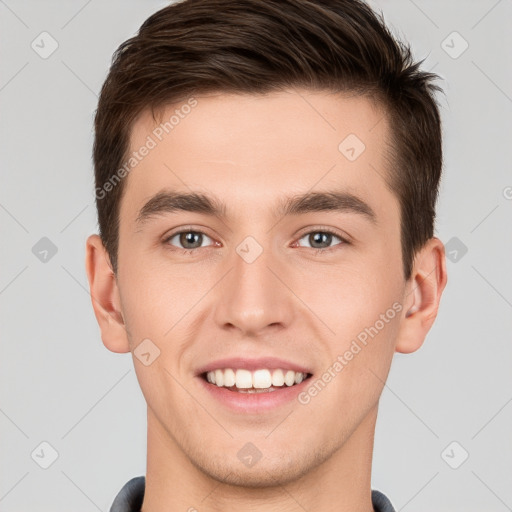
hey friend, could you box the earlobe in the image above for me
[85,234,131,354]
[395,237,448,354]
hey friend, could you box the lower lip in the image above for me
[197,375,312,413]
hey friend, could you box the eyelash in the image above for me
[162,227,349,255]
[296,228,350,254]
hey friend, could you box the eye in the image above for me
[295,229,348,251]
[164,230,215,251]
[162,227,348,254]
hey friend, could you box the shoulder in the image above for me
[110,475,146,512]
[109,477,394,512]
[371,489,396,512]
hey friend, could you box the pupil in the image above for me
[311,232,330,248]
[181,232,201,248]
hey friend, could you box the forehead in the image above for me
[122,89,395,223]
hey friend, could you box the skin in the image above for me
[85,88,447,512]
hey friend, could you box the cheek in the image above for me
[303,257,402,335]
[300,312,400,431]
[297,260,402,403]
[132,356,202,443]
[118,256,205,340]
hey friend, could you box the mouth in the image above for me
[195,357,314,412]
[200,368,313,393]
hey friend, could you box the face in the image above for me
[113,89,408,486]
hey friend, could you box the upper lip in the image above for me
[196,357,312,376]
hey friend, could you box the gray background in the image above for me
[1,0,511,510]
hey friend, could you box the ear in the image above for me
[85,234,130,353]
[395,237,448,354]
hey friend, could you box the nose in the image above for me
[213,240,295,337]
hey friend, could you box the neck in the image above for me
[141,405,378,512]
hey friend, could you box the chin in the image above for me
[199,461,302,489]
[189,442,334,489]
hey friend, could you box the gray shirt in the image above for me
[110,476,396,512]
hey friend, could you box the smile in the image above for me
[203,368,311,393]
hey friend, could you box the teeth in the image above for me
[284,370,296,386]
[205,368,308,390]
[253,369,272,389]
[235,369,252,389]
[271,369,285,387]
[223,368,236,387]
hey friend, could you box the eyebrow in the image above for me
[135,189,377,225]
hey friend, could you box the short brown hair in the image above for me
[93,0,443,280]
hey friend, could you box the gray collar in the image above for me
[110,476,396,512]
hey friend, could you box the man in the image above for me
[85,0,447,510]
